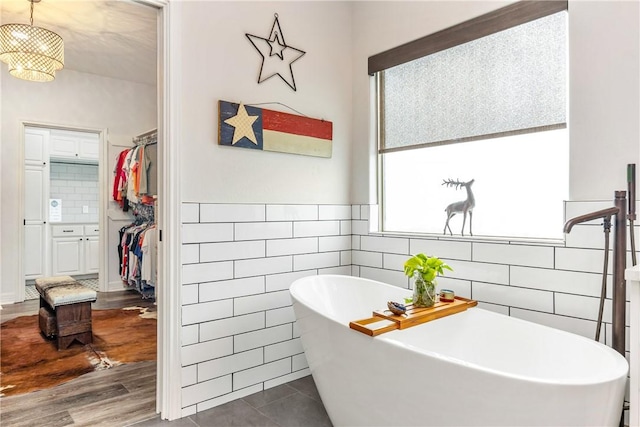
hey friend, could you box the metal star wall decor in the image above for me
[246,13,306,91]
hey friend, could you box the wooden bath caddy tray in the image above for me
[349,296,477,336]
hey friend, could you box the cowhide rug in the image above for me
[0,306,156,397]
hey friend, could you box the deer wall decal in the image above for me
[442,179,475,236]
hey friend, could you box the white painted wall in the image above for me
[0,67,156,303]
[569,0,640,200]
[176,1,353,414]
[179,1,352,205]
[350,0,640,203]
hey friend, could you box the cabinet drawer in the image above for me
[84,225,99,236]
[52,225,83,237]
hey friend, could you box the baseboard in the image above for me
[108,280,127,292]
[0,291,16,306]
[73,273,99,281]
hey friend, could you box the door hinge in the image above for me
[159,230,162,242]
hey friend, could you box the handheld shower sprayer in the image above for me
[629,163,637,266]
[629,164,636,219]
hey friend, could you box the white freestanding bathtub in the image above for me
[290,275,628,426]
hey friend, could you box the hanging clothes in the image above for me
[126,146,141,205]
[114,130,157,299]
[140,226,157,286]
[113,143,153,211]
[118,221,157,299]
[138,145,151,196]
[113,148,131,208]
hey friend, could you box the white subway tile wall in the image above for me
[266,204,318,221]
[180,203,351,410]
[49,162,99,223]
[350,203,632,347]
[181,201,634,412]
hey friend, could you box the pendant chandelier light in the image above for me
[0,0,64,82]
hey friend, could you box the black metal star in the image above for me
[246,13,306,91]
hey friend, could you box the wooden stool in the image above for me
[35,276,97,350]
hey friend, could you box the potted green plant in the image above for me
[403,253,453,307]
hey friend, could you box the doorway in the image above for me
[5,0,181,420]
[22,125,103,300]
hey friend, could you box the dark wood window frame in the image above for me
[368,0,568,76]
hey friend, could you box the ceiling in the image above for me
[0,0,157,85]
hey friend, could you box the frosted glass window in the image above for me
[378,8,568,240]
[381,11,567,152]
[382,129,569,239]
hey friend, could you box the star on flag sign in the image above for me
[223,103,259,145]
[218,101,333,158]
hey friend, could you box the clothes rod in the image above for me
[133,135,157,146]
[134,128,158,140]
[134,138,157,147]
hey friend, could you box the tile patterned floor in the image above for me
[24,284,40,300]
[129,375,333,427]
[24,277,100,300]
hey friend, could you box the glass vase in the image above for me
[413,274,436,308]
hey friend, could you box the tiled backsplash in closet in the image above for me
[49,162,99,223]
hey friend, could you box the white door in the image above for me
[52,238,83,276]
[24,128,50,280]
[24,223,46,278]
[24,128,49,164]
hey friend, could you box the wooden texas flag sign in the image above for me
[218,100,333,158]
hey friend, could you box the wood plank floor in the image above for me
[1,289,158,427]
[0,288,155,321]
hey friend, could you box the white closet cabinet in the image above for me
[84,225,100,274]
[52,225,84,275]
[50,130,99,162]
[51,224,99,276]
[24,128,50,280]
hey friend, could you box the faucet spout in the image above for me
[563,207,620,233]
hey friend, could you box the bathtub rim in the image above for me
[290,274,629,387]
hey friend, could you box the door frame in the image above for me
[141,0,183,419]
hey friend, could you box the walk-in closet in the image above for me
[113,130,158,299]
